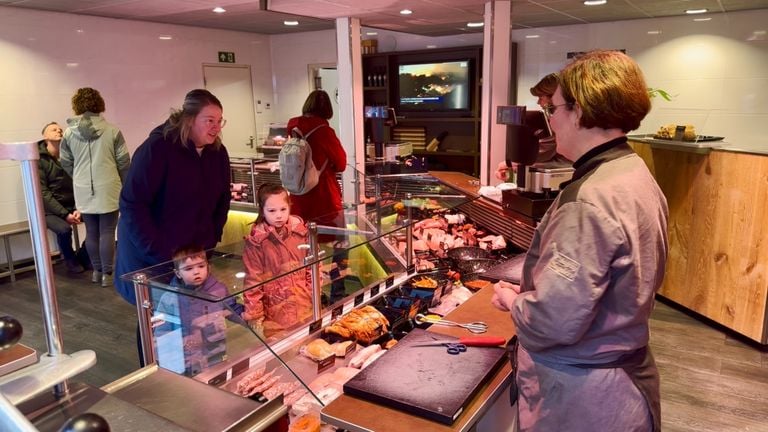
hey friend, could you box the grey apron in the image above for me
[507,340,661,432]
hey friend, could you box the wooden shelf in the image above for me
[362,46,482,177]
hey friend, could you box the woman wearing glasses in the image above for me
[115,90,231,344]
[492,50,668,431]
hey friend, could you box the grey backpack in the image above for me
[278,124,327,195]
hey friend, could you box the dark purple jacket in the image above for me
[115,123,231,304]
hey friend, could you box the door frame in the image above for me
[202,63,258,154]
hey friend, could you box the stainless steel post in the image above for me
[405,192,413,272]
[17,143,68,396]
[133,273,156,366]
[307,223,322,320]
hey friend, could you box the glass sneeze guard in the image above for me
[118,165,480,413]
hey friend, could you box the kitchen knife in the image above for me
[412,336,506,347]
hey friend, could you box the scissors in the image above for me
[412,336,506,355]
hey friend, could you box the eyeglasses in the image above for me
[202,117,227,128]
[542,102,574,116]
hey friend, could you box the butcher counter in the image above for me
[321,284,518,432]
[628,139,768,344]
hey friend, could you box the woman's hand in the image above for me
[495,161,514,181]
[491,280,520,312]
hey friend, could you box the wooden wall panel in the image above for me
[630,141,768,342]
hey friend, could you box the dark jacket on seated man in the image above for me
[37,139,84,273]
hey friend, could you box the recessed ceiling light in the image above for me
[584,0,607,5]
[426,45,437,49]
[685,8,708,14]
[400,9,413,15]
[366,31,378,36]
[467,22,484,28]
[693,17,712,22]
[212,7,226,13]
[525,34,540,39]
[284,20,299,26]
[647,30,661,35]
[158,35,172,40]
[76,29,84,33]
[66,63,79,68]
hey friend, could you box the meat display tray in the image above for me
[478,253,525,285]
[342,328,507,425]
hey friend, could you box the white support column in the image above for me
[480,0,512,185]
[335,17,365,204]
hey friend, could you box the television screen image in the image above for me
[398,60,470,112]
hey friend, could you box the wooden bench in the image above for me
[0,221,80,282]
[0,221,32,282]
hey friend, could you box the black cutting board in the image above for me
[342,328,507,425]
[478,253,526,284]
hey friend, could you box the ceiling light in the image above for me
[685,8,708,14]
[66,63,79,68]
[284,20,299,26]
[76,29,84,33]
[212,7,226,13]
[467,22,484,28]
[525,34,540,39]
[584,0,607,5]
[159,35,172,40]
[400,9,413,15]
[426,45,437,49]
[647,30,661,35]
[366,31,378,36]
[693,17,712,22]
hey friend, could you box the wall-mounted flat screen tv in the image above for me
[398,60,471,114]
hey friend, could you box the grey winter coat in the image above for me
[511,138,668,431]
[60,112,130,214]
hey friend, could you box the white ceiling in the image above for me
[2,0,767,36]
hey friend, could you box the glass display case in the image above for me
[119,168,483,427]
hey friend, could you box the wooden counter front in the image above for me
[630,141,768,343]
[321,285,517,432]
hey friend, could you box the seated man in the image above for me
[37,122,84,273]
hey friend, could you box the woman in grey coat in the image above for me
[493,51,668,432]
[61,87,130,287]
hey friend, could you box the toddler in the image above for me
[242,184,312,336]
[155,245,243,375]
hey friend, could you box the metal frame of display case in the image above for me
[0,141,95,431]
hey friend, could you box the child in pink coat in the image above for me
[242,184,312,335]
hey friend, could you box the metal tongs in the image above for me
[414,313,489,334]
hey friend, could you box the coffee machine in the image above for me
[497,106,573,220]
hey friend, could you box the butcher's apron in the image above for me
[507,339,660,432]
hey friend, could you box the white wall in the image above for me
[512,10,768,152]
[0,7,274,263]
[269,30,338,124]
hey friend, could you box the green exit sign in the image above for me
[218,51,236,63]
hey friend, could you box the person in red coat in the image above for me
[285,90,347,227]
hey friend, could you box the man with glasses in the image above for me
[495,73,570,181]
